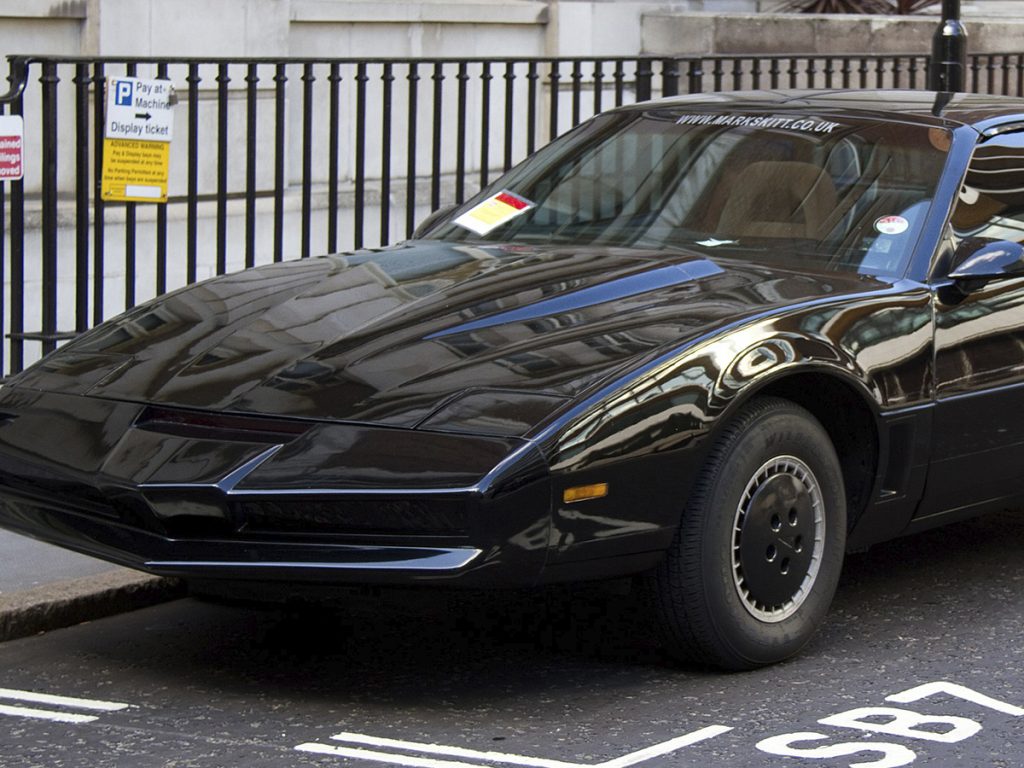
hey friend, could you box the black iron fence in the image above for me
[0,51,1021,376]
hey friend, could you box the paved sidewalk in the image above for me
[0,531,116,594]
[0,531,184,641]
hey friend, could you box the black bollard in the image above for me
[929,0,967,92]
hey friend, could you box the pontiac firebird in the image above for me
[2,89,1024,669]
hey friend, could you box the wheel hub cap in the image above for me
[732,456,824,623]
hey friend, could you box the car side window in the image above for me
[951,133,1024,244]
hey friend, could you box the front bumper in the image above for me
[0,488,485,582]
[0,388,552,587]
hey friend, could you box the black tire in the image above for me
[647,396,846,670]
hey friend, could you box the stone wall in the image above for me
[642,10,1024,56]
[0,1,757,64]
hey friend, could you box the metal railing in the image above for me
[0,50,1020,376]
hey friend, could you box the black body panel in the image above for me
[0,389,553,586]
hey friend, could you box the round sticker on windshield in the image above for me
[874,215,909,235]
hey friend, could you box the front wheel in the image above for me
[647,396,847,670]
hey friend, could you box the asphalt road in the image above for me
[1,511,1024,768]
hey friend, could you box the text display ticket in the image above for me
[454,191,535,236]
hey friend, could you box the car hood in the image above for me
[11,241,893,435]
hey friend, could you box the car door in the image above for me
[920,131,1024,519]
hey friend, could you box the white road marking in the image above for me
[323,732,584,768]
[0,703,97,724]
[295,743,500,768]
[0,687,129,724]
[887,681,1024,717]
[0,687,129,712]
[599,727,734,768]
[295,725,733,768]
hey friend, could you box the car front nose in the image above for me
[0,387,553,588]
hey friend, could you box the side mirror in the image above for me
[948,237,1024,289]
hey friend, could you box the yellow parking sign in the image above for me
[101,138,170,202]
[101,76,175,203]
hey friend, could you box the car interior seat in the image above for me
[716,160,839,239]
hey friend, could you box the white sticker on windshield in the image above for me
[874,215,909,235]
[454,190,534,236]
[674,114,842,134]
[959,185,980,205]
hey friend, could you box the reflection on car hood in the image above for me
[11,241,892,431]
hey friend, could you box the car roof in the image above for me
[630,89,1024,134]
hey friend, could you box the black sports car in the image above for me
[2,89,1024,669]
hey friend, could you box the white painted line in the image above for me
[887,681,1024,717]
[297,726,735,768]
[598,727,735,768]
[0,687,129,712]
[0,703,97,724]
[327,732,583,768]
[295,743,488,768]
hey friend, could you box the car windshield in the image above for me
[425,107,952,277]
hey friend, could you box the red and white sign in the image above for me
[0,115,23,182]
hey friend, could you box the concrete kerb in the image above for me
[0,570,185,642]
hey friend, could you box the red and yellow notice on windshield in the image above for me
[454,190,534,236]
